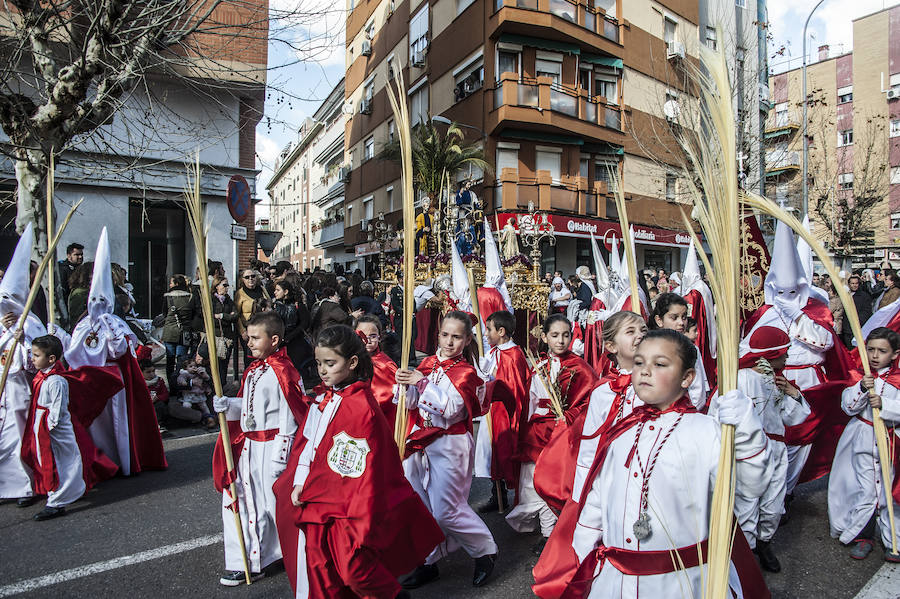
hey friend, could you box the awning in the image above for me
[581,54,623,69]
[763,128,791,139]
[498,34,580,55]
[502,128,583,145]
[582,142,624,155]
[764,168,790,177]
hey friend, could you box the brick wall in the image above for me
[236,93,264,271]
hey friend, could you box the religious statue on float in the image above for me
[415,197,437,256]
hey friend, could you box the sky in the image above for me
[253,0,900,218]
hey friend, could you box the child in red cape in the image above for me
[355,314,398,426]
[273,324,443,599]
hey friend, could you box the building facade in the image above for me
[766,5,900,267]
[343,0,766,276]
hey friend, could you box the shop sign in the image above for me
[498,212,693,248]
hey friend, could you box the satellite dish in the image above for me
[342,99,355,115]
[663,99,681,121]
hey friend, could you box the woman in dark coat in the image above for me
[211,276,238,384]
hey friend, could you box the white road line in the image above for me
[853,562,900,599]
[0,533,223,597]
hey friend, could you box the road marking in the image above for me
[0,533,222,597]
[854,562,900,599]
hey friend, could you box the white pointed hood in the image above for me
[764,220,809,314]
[450,238,471,312]
[483,218,513,313]
[589,232,613,307]
[680,238,717,359]
[88,227,115,323]
[609,235,625,294]
[797,215,829,306]
[0,222,34,316]
[618,226,637,284]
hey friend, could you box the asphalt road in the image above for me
[0,430,890,599]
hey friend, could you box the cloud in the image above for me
[270,0,347,68]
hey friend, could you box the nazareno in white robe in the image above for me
[37,372,86,507]
[709,368,810,547]
[0,318,45,499]
[828,371,900,548]
[60,315,135,475]
[220,364,297,573]
[571,403,770,599]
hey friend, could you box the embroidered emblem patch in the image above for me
[686,304,693,318]
[0,349,8,367]
[85,332,100,348]
[327,432,370,478]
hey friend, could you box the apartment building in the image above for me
[343,0,766,275]
[766,5,900,267]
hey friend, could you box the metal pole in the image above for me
[802,0,826,219]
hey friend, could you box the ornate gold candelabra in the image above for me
[517,201,556,282]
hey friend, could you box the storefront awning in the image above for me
[582,142,624,155]
[765,168,789,177]
[498,34,580,55]
[502,128,583,145]
[581,54,623,69]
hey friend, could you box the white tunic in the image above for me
[828,372,900,547]
[36,373,86,507]
[61,315,135,475]
[0,326,39,499]
[572,407,770,599]
[220,364,297,572]
[708,369,810,546]
[401,359,497,563]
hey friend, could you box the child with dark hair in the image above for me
[355,314,398,424]
[211,309,306,586]
[139,353,169,435]
[535,328,771,598]
[508,313,599,554]
[650,293,709,408]
[177,353,216,429]
[395,310,499,589]
[829,326,900,562]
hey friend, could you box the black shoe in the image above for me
[754,541,781,573]
[16,496,38,508]
[395,592,412,599]
[532,537,548,556]
[401,564,439,589]
[218,570,264,586]
[473,553,496,587]
[33,506,66,521]
[478,483,509,513]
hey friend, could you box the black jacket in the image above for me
[351,295,386,327]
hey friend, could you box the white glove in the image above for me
[716,389,751,426]
[587,310,602,325]
[213,395,230,413]
[47,323,57,336]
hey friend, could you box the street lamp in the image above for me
[367,212,394,280]
[430,115,488,138]
[802,0,826,219]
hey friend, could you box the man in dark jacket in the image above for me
[351,280,387,328]
[842,274,873,347]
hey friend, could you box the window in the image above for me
[838,129,853,146]
[388,119,395,142]
[775,182,788,204]
[705,27,717,50]
[594,159,617,189]
[364,197,374,220]
[775,102,788,127]
[387,186,394,212]
[496,144,519,173]
[735,0,746,7]
[595,74,618,103]
[454,55,484,102]
[892,166,900,185]
[535,54,562,84]
[890,119,900,138]
[302,233,307,251]
[535,147,562,183]
[498,50,520,78]
[664,16,677,44]
[665,174,676,201]
[837,85,853,104]
[347,204,353,225]
[457,0,475,15]
[409,5,429,62]
[838,173,854,190]
[409,84,429,125]
[364,81,374,102]
[364,136,374,161]
[893,212,900,230]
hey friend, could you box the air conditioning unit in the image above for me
[887,87,900,100]
[361,40,372,56]
[358,98,372,115]
[412,50,426,67]
[666,41,685,60]
[663,99,681,122]
[339,166,351,183]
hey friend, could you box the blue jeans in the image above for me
[165,342,189,386]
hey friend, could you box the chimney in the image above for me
[818,45,830,61]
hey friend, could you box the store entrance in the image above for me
[128,200,185,319]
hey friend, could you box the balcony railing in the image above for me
[315,221,345,247]
[494,0,619,42]
[491,168,611,215]
[493,76,622,131]
[764,111,801,136]
[765,150,801,171]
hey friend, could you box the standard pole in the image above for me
[802,0,826,219]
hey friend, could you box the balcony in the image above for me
[489,75,624,144]
[491,0,621,55]
[314,220,345,249]
[764,150,801,176]
[764,112,801,138]
[491,167,611,215]
[313,166,348,206]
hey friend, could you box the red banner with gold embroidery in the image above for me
[739,208,771,322]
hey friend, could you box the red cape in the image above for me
[273,381,444,598]
[582,298,607,376]
[477,287,507,321]
[488,343,530,483]
[684,288,717,389]
[212,347,307,494]
[414,307,441,355]
[21,363,122,493]
[113,350,168,472]
[369,349,398,426]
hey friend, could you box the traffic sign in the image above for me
[227,175,251,223]
[230,224,248,241]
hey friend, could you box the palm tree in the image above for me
[379,119,492,200]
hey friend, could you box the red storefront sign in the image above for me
[497,212,693,249]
